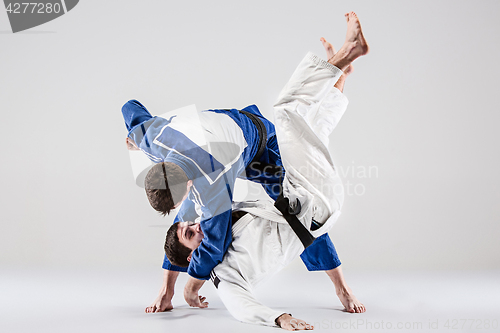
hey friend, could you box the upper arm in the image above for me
[175,198,200,223]
[187,210,233,279]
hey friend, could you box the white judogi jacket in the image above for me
[211,52,349,327]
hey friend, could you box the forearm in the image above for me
[161,269,180,297]
[325,266,349,294]
[183,276,209,308]
[184,276,205,294]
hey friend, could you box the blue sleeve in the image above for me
[184,161,238,280]
[175,199,200,223]
[161,199,200,272]
[299,233,341,271]
[121,99,153,132]
[187,210,233,280]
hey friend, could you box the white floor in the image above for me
[1,267,499,333]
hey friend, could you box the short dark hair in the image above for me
[165,223,192,267]
[144,162,188,216]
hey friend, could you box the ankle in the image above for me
[328,53,351,72]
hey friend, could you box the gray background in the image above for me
[1,0,499,274]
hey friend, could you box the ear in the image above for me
[187,252,193,262]
[186,180,193,189]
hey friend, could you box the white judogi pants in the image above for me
[213,52,349,327]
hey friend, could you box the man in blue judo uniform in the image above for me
[122,35,364,314]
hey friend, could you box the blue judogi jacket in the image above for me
[122,100,341,280]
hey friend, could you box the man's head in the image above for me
[164,221,204,267]
[144,162,192,215]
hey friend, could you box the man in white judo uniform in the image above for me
[165,12,369,330]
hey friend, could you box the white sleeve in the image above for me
[217,277,286,327]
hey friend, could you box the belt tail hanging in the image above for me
[274,194,316,249]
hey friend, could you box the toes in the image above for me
[353,303,365,313]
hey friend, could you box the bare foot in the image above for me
[145,292,174,313]
[320,37,335,60]
[328,12,369,70]
[337,286,366,313]
[343,12,369,58]
[320,37,354,76]
[320,37,352,92]
[276,314,314,331]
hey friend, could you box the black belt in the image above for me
[231,210,247,225]
[274,193,316,249]
[228,109,282,175]
[238,110,267,166]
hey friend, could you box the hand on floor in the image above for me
[145,291,174,313]
[276,314,313,331]
[184,289,209,308]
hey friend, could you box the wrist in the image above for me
[275,313,292,327]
